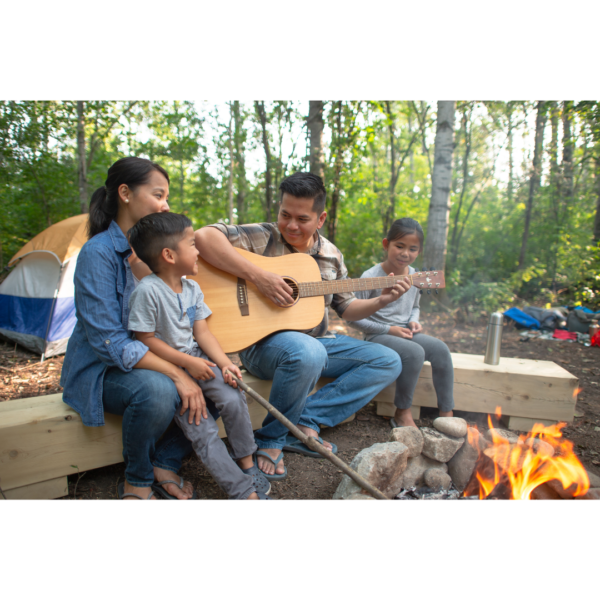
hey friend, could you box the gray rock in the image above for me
[332,442,409,499]
[398,454,448,489]
[447,427,490,491]
[424,468,452,492]
[388,427,423,457]
[576,488,600,500]
[586,471,600,489]
[524,437,554,458]
[421,427,464,463]
[485,428,520,444]
[344,492,377,500]
[433,417,468,438]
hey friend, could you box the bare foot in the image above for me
[439,410,453,418]
[247,492,259,500]
[296,425,333,451]
[256,448,285,476]
[153,466,194,499]
[393,408,417,428]
[123,482,157,500]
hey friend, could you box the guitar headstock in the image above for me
[411,270,445,290]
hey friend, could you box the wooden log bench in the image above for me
[0,353,577,499]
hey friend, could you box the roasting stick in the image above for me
[225,370,389,500]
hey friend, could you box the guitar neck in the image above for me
[298,275,410,298]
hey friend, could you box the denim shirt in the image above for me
[60,220,149,426]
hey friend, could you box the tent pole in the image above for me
[41,264,65,363]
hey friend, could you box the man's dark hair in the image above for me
[279,172,327,214]
[128,212,192,273]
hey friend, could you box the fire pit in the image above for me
[333,412,599,500]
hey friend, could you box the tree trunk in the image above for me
[327,102,343,243]
[562,101,574,205]
[255,101,273,222]
[423,101,456,271]
[227,104,234,224]
[233,101,246,224]
[507,104,514,202]
[77,101,88,214]
[518,101,547,269]
[593,156,600,242]
[308,101,325,180]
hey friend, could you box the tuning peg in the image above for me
[419,290,423,295]
[427,289,431,294]
[435,290,439,295]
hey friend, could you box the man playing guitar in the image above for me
[195,172,410,480]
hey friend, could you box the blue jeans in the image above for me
[240,333,402,450]
[102,368,193,487]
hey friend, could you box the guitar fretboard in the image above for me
[298,276,407,298]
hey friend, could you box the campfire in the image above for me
[463,407,590,500]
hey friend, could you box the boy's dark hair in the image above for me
[88,157,170,238]
[386,218,424,251]
[279,172,327,214]
[128,212,193,273]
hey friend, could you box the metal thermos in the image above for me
[484,312,504,365]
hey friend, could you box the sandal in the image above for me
[254,450,288,481]
[283,433,337,458]
[241,464,272,495]
[118,481,155,500]
[151,476,197,500]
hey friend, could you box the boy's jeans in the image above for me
[240,332,402,450]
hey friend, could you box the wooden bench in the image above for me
[0,354,577,499]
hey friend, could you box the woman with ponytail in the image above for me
[61,157,201,500]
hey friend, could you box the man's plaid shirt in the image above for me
[208,222,356,338]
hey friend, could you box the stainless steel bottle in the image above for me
[484,312,504,365]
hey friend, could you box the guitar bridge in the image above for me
[237,278,249,316]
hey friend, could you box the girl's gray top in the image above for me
[350,263,420,340]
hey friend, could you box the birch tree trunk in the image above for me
[562,101,574,205]
[255,101,273,222]
[593,156,600,242]
[308,101,325,180]
[77,101,88,214]
[233,101,247,224]
[423,101,456,271]
[518,101,547,269]
[507,105,514,202]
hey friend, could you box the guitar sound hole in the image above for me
[283,278,300,303]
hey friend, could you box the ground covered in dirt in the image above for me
[2,307,599,500]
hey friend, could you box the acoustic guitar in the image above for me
[189,248,445,353]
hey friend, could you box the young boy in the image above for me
[127,212,270,500]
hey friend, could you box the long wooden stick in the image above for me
[226,370,389,500]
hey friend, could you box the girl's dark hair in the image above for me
[386,217,424,251]
[87,157,170,238]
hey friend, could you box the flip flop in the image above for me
[254,450,288,481]
[118,481,155,500]
[151,476,197,500]
[283,433,338,458]
[241,464,272,495]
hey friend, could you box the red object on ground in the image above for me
[591,332,600,347]
[553,329,577,341]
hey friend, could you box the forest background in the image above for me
[2,99,600,317]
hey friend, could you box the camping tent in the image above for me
[0,214,88,359]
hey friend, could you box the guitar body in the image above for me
[189,248,325,353]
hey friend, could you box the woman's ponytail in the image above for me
[86,157,170,239]
[88,186,117,238]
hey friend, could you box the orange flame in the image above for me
[467,407,590,500]
[572,387,583,398]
